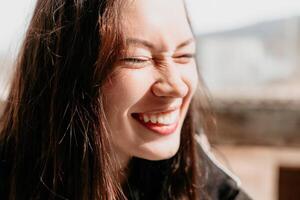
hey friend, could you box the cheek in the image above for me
[103,69,154,114]
[182,62,199,96]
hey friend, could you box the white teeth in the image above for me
[170,113,176,122]
[158,116,164,124]
[150,115,157,123]
[164,116,171,124]
[139,110,179,125]
[143,115,150,123]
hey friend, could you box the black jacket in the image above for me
[196,134,252,200]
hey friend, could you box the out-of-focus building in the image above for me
[197,16,300,91]
[197,16,300,146]
[196,16,300,200]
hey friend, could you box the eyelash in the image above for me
[121,53,195,66]
[122,57,149,64]
[174,53,195,59]
[173,53,195,64]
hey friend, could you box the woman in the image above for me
[0,0,251,199]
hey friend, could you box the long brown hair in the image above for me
[0,0,212,199]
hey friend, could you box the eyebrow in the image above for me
[126,37,195,51]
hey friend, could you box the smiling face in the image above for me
[102,0,198,166]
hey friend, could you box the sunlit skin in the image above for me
[102,0,199,172]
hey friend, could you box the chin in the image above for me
[148,150,178,161]
[137,138,181,161]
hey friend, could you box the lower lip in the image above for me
[134,116,179,135]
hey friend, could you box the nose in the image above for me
[151,63,188,98]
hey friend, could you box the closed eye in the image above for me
[175,53,195,58]
[122,57,149,63]
[119,56,153,68]
[173,53,195,63]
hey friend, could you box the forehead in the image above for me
[122,0,193,50]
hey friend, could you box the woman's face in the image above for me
[103,0,198,165]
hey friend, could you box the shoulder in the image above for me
[196,133,252,200]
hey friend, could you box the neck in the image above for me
[113,147,132,184]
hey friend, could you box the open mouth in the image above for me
[131,109,180,135]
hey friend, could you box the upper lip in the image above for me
[133,105,181,115]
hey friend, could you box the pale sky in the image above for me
[186,0,300,33]
[1,0,300,56]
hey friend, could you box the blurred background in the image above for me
[186,0,300,199]
[1,0,300,199]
